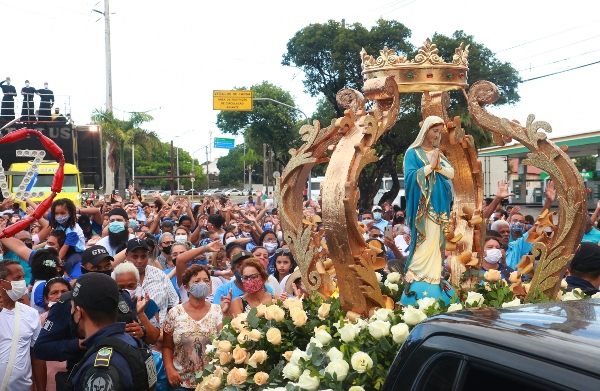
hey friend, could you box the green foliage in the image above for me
[216,144,263,187]
[216,81,303,166]
[573,155,596,173]
[282,21,521,207]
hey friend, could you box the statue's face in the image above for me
[426,124,444,146]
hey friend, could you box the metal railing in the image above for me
[0,92,71,122]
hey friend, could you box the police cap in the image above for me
[67,273,119,311]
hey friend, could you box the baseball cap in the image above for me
[372,205,383,212]
[78,215,92,230]
[81,245,114,266]
[231,250,253,265]
[108,208,128,220]
[570,242,600,273]
[161,220,174,229]
[126,237,149,252]
[68,273,119,311]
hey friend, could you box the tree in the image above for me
[283,20,521,208]
[216,144,262,187]
[573,155,596,173]
[216,81,303,168]
[90,109,158,196]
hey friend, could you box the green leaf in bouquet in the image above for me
[378,335,392,352]
[247,307,260,328]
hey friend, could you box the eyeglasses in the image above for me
[241,273,261,282]
[370,234,384,239]
[263,238,278,243]
[161,241,174,246]
[274,248,291,255]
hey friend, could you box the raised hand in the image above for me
[545,180,556,203]
[220,289,233,315]
[206,240,224,252]
[496,179,515,199]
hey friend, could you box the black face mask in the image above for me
[394,216,405,224]
[161,245,172,255]
[70,309,84,339]
[25,242,33,249]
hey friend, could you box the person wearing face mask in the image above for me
[0,76,16,121]
[156,232,175,270]
[64,273,156,391]
[174,226,190,244]
[0,260,46,391]
[49,198,86,261]
[29,249,62,314]
[163,265,223,389]
[226,258,277,317]
[96,207,134,256]
[36,81,54,121]
[259,230,279,274]
[481,237,513,282]
[213,249,275,307]
[21,79,36,121]
[371,205,391,232]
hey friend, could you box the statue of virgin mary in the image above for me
[400,115,455,305]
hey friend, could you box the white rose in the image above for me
[386,272,401,283]
[501,298,522,308]
[561,291,581,301]
[384,280,399,292]
[402,305,427,326]
[372,308,393,322]
[354,318,368,332]
[326,347,344,361]
[314,329,332,345]
[205,344,216,354]
[282,362,302,381]
[591,292,600,299]
[290,348,309,366]
[465,291,485,306]
[351,351,373,373]
[416,297,438,313]
[390,323,409,344]
[368,320,390,339]
[560,279,568,289]
[375,272,383,282]
[325,359,349,381]
[349,387,366,391]
[296,369,320,391]
[446,302,463,312]
[338,323,357,342]
[309,337,323,349]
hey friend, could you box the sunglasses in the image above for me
[274,248,291,255]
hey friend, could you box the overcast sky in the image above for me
[2,0,599,161]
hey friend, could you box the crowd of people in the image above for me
[0,77,62,122]
[0,171,599,390]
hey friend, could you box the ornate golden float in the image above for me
[275,38,586,316]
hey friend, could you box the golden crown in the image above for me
[361,38,470,93]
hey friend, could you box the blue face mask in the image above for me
[55,214,70,224]
[129,219,138,229]
[188,282,210,299]
[264,222,273,230]
[108,221,126,233]
[510,222,524,233]
[373,212,382,221]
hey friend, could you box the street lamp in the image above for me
[192,145,211,194]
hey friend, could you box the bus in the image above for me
[6,161,83,207]
[309,176,405,208]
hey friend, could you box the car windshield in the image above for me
[12,174,79,193]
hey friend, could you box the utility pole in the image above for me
[206,146,210,190]
[263,143,267,193]
[243,143,246,189]
[105,0,112,112]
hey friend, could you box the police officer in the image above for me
[66,272,156,390]
[34,245,156,388]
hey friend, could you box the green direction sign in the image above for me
[214,137,235,149]
[541,171,593,180]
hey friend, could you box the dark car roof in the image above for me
[415,299,600,374]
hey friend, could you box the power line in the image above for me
[517,48,600,73]
[496,19,598,54]
[521,59,600,82]
[513,34,600,63]
[382,0,418,15]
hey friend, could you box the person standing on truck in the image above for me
[36,82,54,121]
[0,76,16,121]
[21,80,36,121]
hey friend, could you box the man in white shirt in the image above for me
[0,260,44,390]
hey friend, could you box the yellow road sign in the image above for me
[213,90,253,111]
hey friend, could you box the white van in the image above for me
[308,176,405,208]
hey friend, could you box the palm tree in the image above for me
[90,109,157,196]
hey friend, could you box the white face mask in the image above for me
[6,80,10,85]
[174,234,187,243]
[44,85,48,89]
[125,286,142,299]
[225,237,236,245]
[2,279,27,301]
[484,248,503,264]
[264,242,278,254]
[25,83,30,87]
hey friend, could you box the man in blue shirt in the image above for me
[581,216,600,244]
[371,205,391,233]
